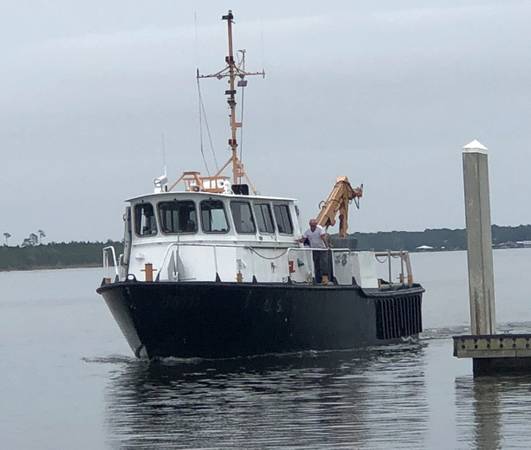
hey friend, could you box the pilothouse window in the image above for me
[158,201,197,234]
[231,201,256,234]
[254,203,275,233]
[273,204,293,234]
[201,200,229,233]
[134,203,157,236]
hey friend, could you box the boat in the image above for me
[97,10,424,359]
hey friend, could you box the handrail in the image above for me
[102,246,119,279]
[149,242,413,288]
[154,243,352,283]
[374,250,414,287]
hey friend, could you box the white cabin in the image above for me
[101,188,394,288]
[123,190,303,283]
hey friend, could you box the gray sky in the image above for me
[1,0,530,243]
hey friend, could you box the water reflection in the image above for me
[105,344,429,449]
[455,375,531,450]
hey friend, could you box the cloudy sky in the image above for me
[1,0,530,243]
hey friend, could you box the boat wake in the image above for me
[83,341,429,368]
[82,355,137,365]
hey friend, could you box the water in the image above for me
[2,249,531,449]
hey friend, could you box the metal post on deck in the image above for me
[387,250,392,284]
[462,139,496,335]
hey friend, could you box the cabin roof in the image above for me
[127,190,296,203]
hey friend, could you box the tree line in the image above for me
[351,225,531,251]
[0,241,124,271]
[3,230,46,247]
[1,224,531,271]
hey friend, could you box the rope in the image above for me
[260,16,265,75]
[197,79,219,171]
[193,13,210,175]
[248,247,289,260]
[196,75,210,175]
[194,11,219,173]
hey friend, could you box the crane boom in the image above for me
[316,176,363,238]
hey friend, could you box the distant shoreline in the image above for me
[5,246,530,273]
[0,241,123,272]
[351,224,531,254]
[0,262,101,273]
[1,225,531,271]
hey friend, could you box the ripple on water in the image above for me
[81,330,531,449]
[92,344,432,449]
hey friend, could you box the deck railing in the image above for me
[374,250,413,287]
[102,246,120,281]
[103,243,414,287]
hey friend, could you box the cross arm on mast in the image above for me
[235,69,265,78]
[197,68,265,80]
[197,66,230,80]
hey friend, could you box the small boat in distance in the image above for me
[97,10,424,359]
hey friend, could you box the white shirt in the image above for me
[303,225,326,248]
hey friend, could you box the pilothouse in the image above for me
[97,10,424,359]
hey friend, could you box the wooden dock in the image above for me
[452,140,531,376]
[454,334,531,375]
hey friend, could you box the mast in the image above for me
[197,10,265,190]
[226,11,238,184]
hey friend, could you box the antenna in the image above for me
[154,133,168,193]
[197,10,265,191]
[161,132,167,176]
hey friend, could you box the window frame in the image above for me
[133,202,158,237]
[125,206,132,235]
[230,200,257,235]
[157,200,198,235]
[273,203,294,235]
[253,202,275,234]
[200,199,231,234]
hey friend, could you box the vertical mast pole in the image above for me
[224,10,239,184]
[195,10,264,193]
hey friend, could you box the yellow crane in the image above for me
[316,176,363,238]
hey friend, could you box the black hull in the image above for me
[97,281,424,359]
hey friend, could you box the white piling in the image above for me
[462,139,496,335]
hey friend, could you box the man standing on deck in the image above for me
[300,219,329,284]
